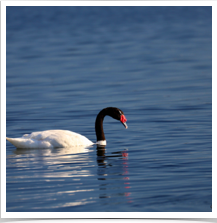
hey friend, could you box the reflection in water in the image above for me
[7,145,94,178]
[7,145,132,210]
[96,146,132,204]
[13,145,93,156]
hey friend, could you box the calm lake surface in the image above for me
[6,6,212,212]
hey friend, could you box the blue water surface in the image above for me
[6,6,212,212]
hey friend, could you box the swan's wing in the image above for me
[22,130,93,148]
[7,130,94,149]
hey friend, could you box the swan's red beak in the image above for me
[120,114,128,129]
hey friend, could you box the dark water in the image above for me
[6,6,212,212]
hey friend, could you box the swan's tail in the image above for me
[6,137,15,144]
[6,137,31,149]
[7,137,20,148]
[6,136,55,149]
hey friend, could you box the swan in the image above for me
[6,107,128,149]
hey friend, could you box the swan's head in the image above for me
[95,107,128,144]
[110,108,128,129]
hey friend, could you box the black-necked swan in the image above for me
[6,107,128,149]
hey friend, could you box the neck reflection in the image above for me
[96,146,132,204]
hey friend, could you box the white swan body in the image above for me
[6,107,128,149]
[6,130,94,149]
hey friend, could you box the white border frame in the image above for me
[1,1,216,219]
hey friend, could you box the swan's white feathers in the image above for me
[6,130,94,149]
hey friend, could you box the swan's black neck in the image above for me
[95,107,119,142]
[95,108,107,142]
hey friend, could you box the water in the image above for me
[6,6,212,212]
